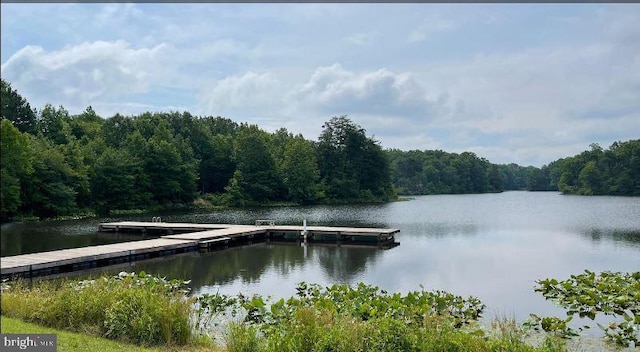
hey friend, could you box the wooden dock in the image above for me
[98,221,229,234]
[1,221,399,279]
[0,238,197,278]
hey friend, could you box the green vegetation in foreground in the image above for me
[527,270,640,348]
[220,283,566,352]
[1,272,195,347]
[1,316,162,352]
[3,270,637,350]
[1,272,570,352]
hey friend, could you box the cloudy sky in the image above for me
[2,4,639,166]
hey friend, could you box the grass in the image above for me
[1,316,222,352]
[1,315,160,352]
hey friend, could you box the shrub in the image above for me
[1,272,193,346]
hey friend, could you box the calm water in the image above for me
[2,191,639,327]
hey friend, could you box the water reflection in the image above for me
[0,220,142,256]
[65,242,382,295]
[584,229,640,249]
[315,245,380,282]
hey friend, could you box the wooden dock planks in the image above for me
[2,222,400,279]
[98,221,399,238]
[1,238,197,276]
[162,226,267,241]
[98,221,229,234]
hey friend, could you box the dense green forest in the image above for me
[387,141,639,196]
[1,80,394,220]
[1,79,638,221]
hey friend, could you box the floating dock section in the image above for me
[1,221,399,279]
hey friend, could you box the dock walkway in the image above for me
[1,238,197,278]
[1,222,399,279]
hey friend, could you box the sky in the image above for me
[1,4,639,167]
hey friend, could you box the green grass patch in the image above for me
[1,315,160,352]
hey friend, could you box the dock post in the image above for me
[302,219,308,243]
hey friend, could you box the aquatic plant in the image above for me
[531,270,639,347]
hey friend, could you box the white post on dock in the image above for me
[302,219,308,257]
[302,219,308,243]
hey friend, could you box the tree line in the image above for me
[1,79,638,220]
[1,80,394,220]
[526,141,640,196]
[386,141,639,196]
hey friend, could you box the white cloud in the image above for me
[195,65,448,143]
[291,64,435,117]
[198,71,285,125]
[1,40,169,114]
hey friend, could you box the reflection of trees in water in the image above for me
[315,246,380,283]
[115,243,383,291]
[127,244,307,289]
[0,223,128,257]
[585,229,640,248]
[267,244,307,276]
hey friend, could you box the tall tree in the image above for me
[0,120,32,219]
[578,161,603,195]
[21,138,79,218]
[103,113,135,148]
[199,134,236,194]
[69,106,104,142]
[1,79,37,134]
[142,124,197,205]
[226,124,282,205]
[38,104,73,145]
[281,136,321,203]
[317,116,393,201]
[91,148,150,214]
[317,117,365,200]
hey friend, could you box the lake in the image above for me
[2,191,639,328]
